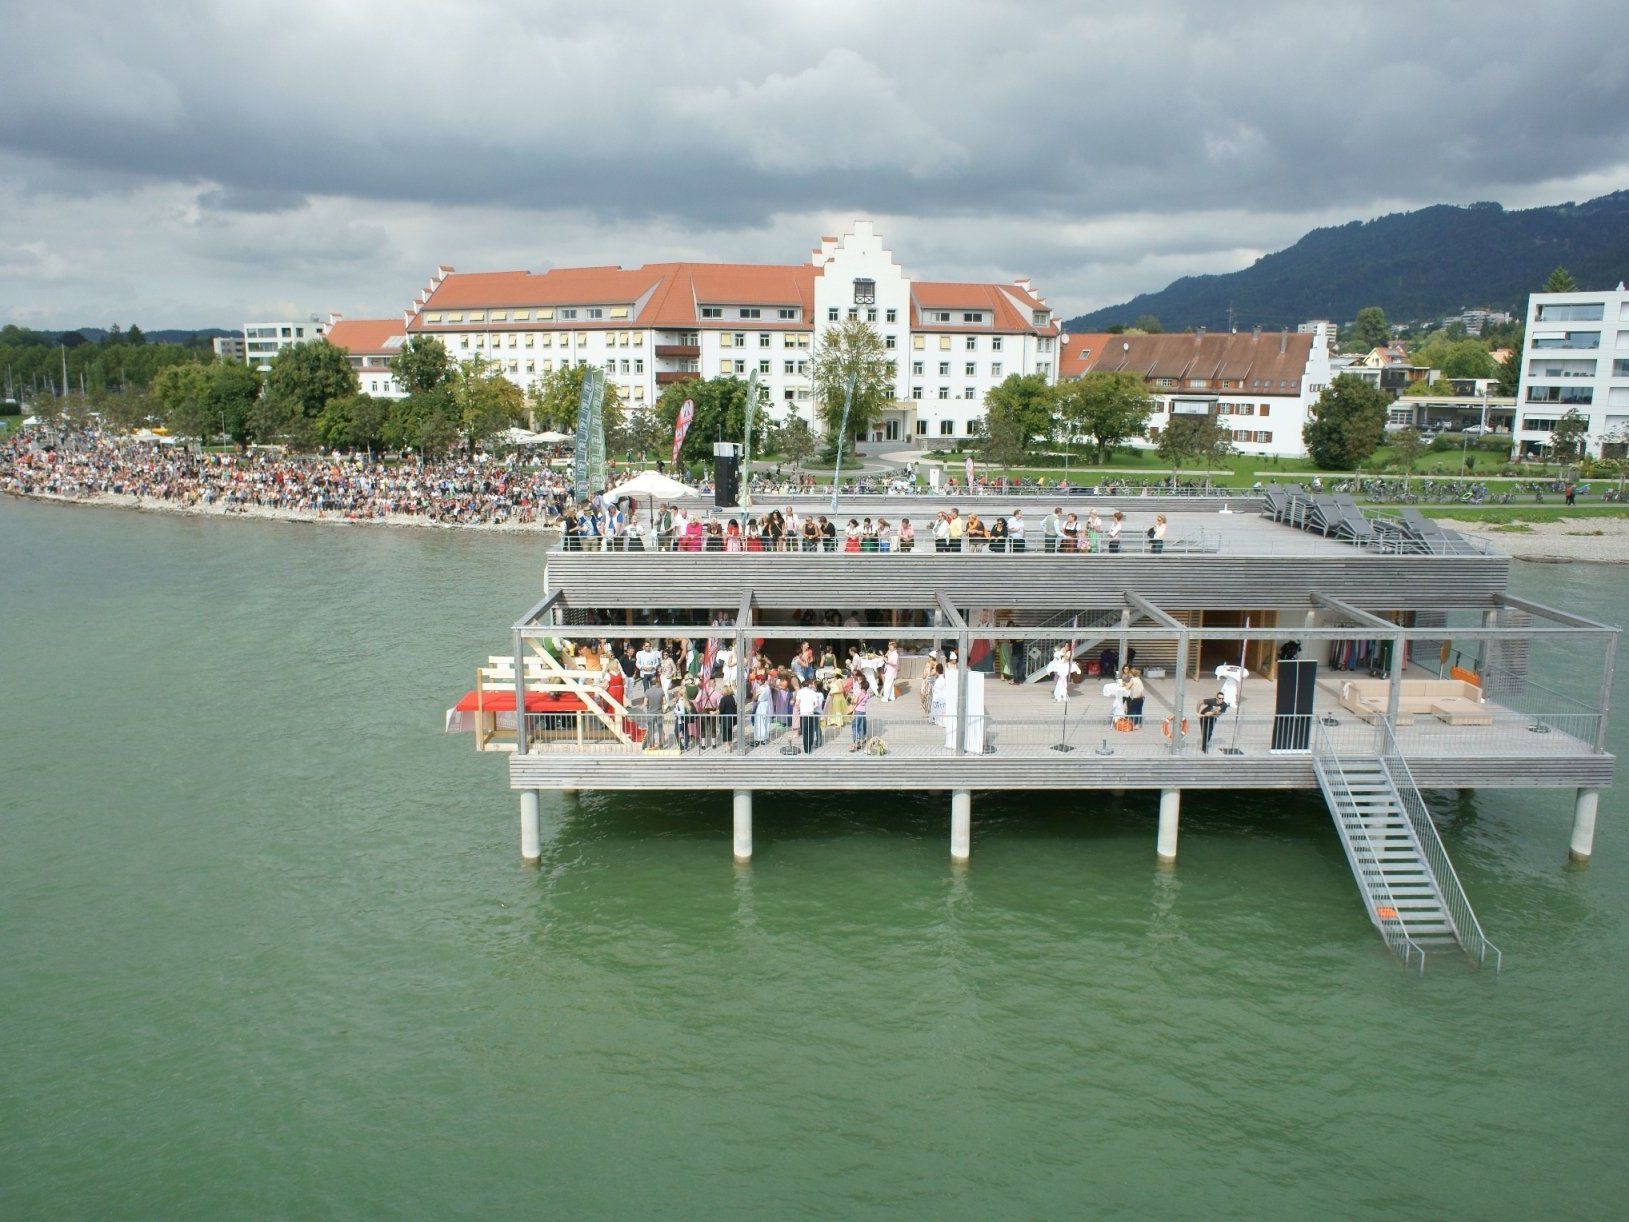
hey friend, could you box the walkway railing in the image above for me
[1374,718,1504,972]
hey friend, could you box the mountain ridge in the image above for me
[1066,190,1629,332]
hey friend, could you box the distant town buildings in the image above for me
[211,334,246,361]
[1444,307,1513,337]
[1057,328,1332,458]
[324,315,406,398]
[243,318,328,369]
[1297,319,1338,348]
[1514,283,1629,458]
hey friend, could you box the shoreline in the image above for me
[1437,515,1629,565]
[3,489,561,535]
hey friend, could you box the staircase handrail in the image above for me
[1310,723,1427,973]
[1373,718,1504,972]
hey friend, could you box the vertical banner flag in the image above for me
[741,369,759,506]
[672,397,695,466]
[572,366,608,501]
[965,455,975,489]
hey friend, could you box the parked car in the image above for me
[1463,424,1493,436]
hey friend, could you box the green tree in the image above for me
[772,413,818,471]
[1303,374,1390,469]
[263,339,357,423]
[1055,370,1153,462]
[810,317,891,459]
[653,376,762,466]
[1156,413,1233,484]
[126,324,146,346]
[1550,408,1589,461]
[1131,313,1163,334]
[614,407,667,462]
[1543,266,1578,293]
[975,400,1032,472]
[1495,344,1522,397]
[450,357,525,449]
[390,335,452,395]
[981,372,1055,449]
[527,362,624,437]
[1389,427,1427,474]
[207,360,261,446]
[317,393,393,451]
[148,363,214,439]
[1347,306,1392,352]
[1412,335,1495,379]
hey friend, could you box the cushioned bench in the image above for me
[1339,677,1486,725]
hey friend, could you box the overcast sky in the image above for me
[3,0,1627,330]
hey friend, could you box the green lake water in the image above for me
[1,496,1625,1219]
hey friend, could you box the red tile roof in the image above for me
[325,317,404,356]
[1060,330,1314,391]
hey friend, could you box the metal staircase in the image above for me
[1312,722,1502,974]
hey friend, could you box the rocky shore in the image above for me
[1440,515,1629,564]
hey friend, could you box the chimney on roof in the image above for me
[327,312,343,326]
[1013,277,1033,294]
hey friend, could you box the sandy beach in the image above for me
[1438,514,1629,564]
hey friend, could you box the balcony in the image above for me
[656,370,699,386]
[655,344,700,359]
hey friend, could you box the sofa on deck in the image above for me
[1338,678,1491,725]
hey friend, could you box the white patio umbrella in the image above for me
[533,429,572,443]
[500,426,546,445]
[605,469,698,537]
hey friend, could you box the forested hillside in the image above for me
[1068,190,1629,331]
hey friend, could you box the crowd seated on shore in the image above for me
[2,425,575,526]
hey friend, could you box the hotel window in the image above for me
[447,313,464,323]
[991,362,1002,377]
[632,332,644,344]
[916,420,928,434]
[721,333,735,348]
[886,308,897,323]
[426,313,443,324]
[586,308,604,320]
[733,333,745,347]
[991,337,1002,352]
[525,336,534,348]
[911,387,923,399]
[964,387,975,399]
[940,419,954,434]
[615,332,628,347]
[621,360,631,374]
[558,309,576,320]
[508,361,518,373]
[634,359,644,373]
[576,332,588,345]
[939,361,950,375]
[759,360,771,374]
[610,306,629,319]
[467,312,485,322]
[513,310,529,321]
[721,359,737,374]
[540,334,551,346]
[759,333,771,347]
[1037,362,1050,376]
[963,313,981,323]
[508,335,517,347]
[933,311,951,323]
[1259,431,1272,443]
[741,308,760,319]
[543,359,554,372]
[633,386,645,400]
[912,335,925,350]
[885,335,896,349]
[965,362,976,376]
[938,387,950,399]
[867,308,877,322]
[912,361,924,375]
[1033,311,1048,325]
[784,360,795,374]
[537,309,554,321]
[459,336,469,349]
[886,361,897,377]
[526,361,535,373]
[491,311,507,321]
[965,337,977,351]
[784,388,796,402]
[778,308,796,320]
[828,308,839,321]
[702,307,723,318]
[847,308,858,320]
[939,336,951,350]
[605,359,616,373]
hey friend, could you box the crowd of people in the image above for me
[563,497,1173,554]
[2,425,576,526]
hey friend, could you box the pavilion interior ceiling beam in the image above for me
[1494,593,1621,634]
[1310,592,1400,633]
[935,593,969,631]
[1124,592,1188,633]
[736,591,754,631]
[513,589,563,632]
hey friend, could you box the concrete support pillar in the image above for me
[1570,788,1599,864]
[950,790,971,862]
[733,789,753,863]
[520,789,541,863]
[1157,788,1180,862]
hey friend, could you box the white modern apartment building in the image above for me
[1297,319,1338,349]
[399,221,1061,445]
[1514,284,1629,458]
[1057,328,1333,458]
[211,334,246,361]
[243,317,328,369]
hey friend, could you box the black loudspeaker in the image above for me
[713,442,740,508]
[1272,659,1317,751]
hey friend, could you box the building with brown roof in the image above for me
[1058,328,1333,458]
[397,221,1061,447]
[324,315,408,398]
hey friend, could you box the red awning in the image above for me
[451,690,588,713]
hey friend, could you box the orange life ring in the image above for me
[1162,716,1189,739]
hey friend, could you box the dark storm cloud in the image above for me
[2,0,1627,325]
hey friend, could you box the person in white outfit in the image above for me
[1215,663,1249,709]
[880,642,900,702]
[1042,647,1081,702]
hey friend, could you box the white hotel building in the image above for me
[1514,284,1629,458]
[398,222,1061,445]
